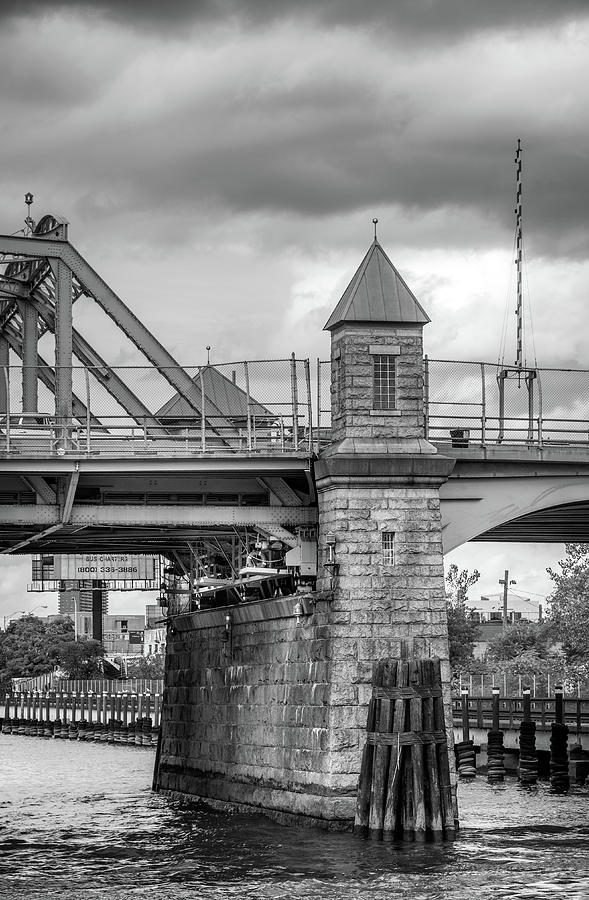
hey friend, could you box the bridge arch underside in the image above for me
[440,455,589,552]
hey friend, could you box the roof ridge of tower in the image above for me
[324,239,430,330]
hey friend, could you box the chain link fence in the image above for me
[0,358,314,455]
[3,356,589,455]
[426,358,589,448]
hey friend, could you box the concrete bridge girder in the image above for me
[440,455,589,551]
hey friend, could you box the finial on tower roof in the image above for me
[372,218,378,241]
[206,345,211,365]
[24,192,35,235]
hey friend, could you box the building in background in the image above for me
[145,604,166,628]
[102,614,145,657]
[466,591,543,658]
[466,591,542,624]
[59,583,109,641]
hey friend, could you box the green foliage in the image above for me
[546,542,589,662]
[57,638,105,679]
[486,621,553,664]
[447,603,480,672]
[445,565,481,672]
[446,563,480,609]
[0,615,74,691]
[126,654,165,678]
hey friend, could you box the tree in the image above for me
[546,543,589,662]
[445,565,481,671]
[57,638,104,678]
[486,620,553,665]
[446,564,480,610]
[126,654,165,678]
[447,604,480,671]
[0,615,74,691]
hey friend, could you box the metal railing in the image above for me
[425,358,589,449]
[452,696,589,734]
[454,672,589,699]
[0,358,315,456]
[4,356,589,457]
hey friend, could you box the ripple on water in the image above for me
[1,735,588,900]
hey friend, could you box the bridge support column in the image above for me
[155,237,457,827]
[19,300,38,412]
[52,259,73,446]
[314,453,456,810]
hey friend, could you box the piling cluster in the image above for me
[549,723,570,793]
[355,657,456,842]
[1,688,162,750]
[455,685,580,792]
[1,714,157,745]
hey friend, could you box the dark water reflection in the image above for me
[1,735,588,899]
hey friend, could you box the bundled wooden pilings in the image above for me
[355,658,456,842]
[1,690,160,747]
[550,687,570,794]
[487,688,505,783]
[518,689,538,785]
[455,690,477,779]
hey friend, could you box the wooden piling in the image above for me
[355,655,455,842]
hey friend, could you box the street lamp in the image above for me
[28,605,48,616]
[2,609,24,629]
[498,570,517,626]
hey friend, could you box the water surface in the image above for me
[1,735,588,899]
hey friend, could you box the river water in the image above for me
[0,735,588,900]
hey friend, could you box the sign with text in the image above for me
[53,554,158,581]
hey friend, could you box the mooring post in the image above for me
[550,685,569,793]
[486,686,505,782]
[461,689,469,743]
[518,688,538,784]
[456,689,477,779]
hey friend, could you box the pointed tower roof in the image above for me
[324,240,430,330]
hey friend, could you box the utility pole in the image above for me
[498,570,517,626]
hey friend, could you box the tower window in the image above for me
[373,355,396,410]
[381,531,395,566]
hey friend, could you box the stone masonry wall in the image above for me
[155,598,355,826]
[314,456,455,800]
[331,323,424,444]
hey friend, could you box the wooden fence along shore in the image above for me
[1,688,162,746]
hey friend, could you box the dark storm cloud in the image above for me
[1,0,588,37]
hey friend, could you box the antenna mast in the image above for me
[514,138,523,367]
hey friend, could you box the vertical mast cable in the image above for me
[514,138,523,368]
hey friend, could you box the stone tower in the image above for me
[314,236,455,813]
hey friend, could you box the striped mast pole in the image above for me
[514,138,523,369]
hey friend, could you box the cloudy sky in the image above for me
[1,0,588,619]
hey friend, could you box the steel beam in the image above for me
[62,470,79,522]
[257,476,303,506]
[20,475,57,505]
[52,258,73,424]
[28,292,169,436]
[2,325,103,428]
[0,503,317,527]
[0,233,238,438]
[0,454,312,475]
[0,334,8,414]
[19,300,38,412]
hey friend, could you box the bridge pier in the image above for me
[155,237,457,827]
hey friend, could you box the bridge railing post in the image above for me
[304,358,313,454]
[244,362,252,450]
[199,368,206,452]
[480,363,486,445]
[290,353,299,450]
